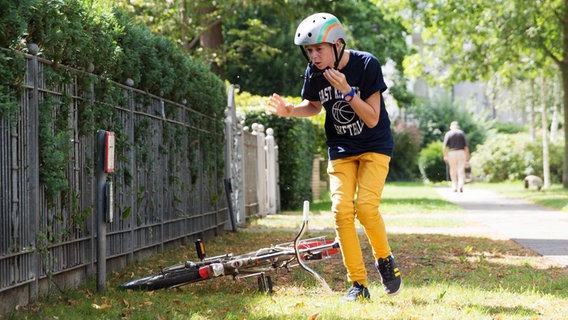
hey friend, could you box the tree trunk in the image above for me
[562,0,568,188]
[562,64,568,188]
[541,72,550,189]
[550,74,560,142]
[529,79,536,142]
[181,0,189,51]
[199,4,224,77]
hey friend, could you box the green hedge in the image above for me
[1,0,226,117]
[1,0,227,201]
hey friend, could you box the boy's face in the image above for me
[304,43,335,70]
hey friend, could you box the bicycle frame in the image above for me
[118,201,340,292]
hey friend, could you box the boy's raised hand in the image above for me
[267,93,293,117]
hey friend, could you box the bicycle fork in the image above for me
[294,201,332,293]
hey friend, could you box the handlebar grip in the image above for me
[303,200,309,221]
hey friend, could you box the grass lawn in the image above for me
[6,182,568,320]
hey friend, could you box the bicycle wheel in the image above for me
[118,266,202,291]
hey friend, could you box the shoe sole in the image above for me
[385,282,402,296]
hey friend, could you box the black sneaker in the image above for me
[340,281,370,302]
[376,254,402,296]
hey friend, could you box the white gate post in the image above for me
[252,123,266,217]
[265,128,277,214]
[233,115,246,227]
[224,84,246,229]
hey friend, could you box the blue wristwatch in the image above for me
[343,88,355,102]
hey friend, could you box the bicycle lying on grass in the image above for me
[118,201,340,293]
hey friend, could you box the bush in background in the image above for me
[493,122,526,134]
[408,93,489,152]
[418,141,446,183]
[389,121,422,181]
[471,133,564,183]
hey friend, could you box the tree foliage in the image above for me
[385,0,568,186]
[114,0,411,96]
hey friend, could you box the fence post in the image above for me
[223,106,236,231]
[252,123,266,217]
[233,115,246,226]
[27,43,40,300]
[275,145,280,212]
[265,128,277,214]
[96,130,107,292]
[226,84,246,227]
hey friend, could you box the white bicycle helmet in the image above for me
[294,13,346,46]
[294,13,347,70]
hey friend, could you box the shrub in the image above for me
[493,122,526,134]
[418,141,446,183]
[470,133,564,183]
[389,121,422,181]
[523,136,564,183]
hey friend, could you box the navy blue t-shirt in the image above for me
[301,50,393,160]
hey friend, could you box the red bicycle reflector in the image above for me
[198,263,224,279]
[199,266,212,279]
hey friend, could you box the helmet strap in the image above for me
[333,40,346,69]
[299,46,310,64]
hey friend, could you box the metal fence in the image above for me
[0,49,278,313]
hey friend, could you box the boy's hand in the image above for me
[323,68,351,94]
[267,93,294,117]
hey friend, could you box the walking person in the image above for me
[267,12,401,301]
[442,121,470,192]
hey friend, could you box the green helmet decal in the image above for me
[317,18,342,43]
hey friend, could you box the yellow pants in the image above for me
[327,152,391,287]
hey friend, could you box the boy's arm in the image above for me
[267,93,322,118]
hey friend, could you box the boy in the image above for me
[267,12,401,301]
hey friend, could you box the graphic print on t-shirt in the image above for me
[317,84,363,137]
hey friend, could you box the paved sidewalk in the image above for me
[435,187,568,267]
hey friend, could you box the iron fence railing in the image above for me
[0,50,228,310]
[0,47,279,314]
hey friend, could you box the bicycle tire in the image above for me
[118,266,202,291]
